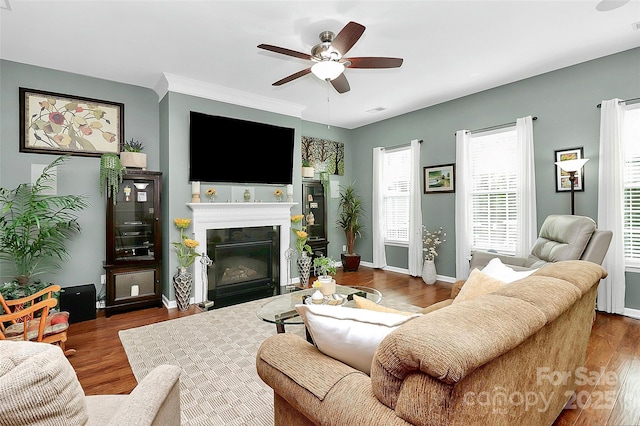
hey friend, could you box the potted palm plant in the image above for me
[336,182,364,271]
[0,156,89,299]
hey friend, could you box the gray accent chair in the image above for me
[469,214,613,272]
[0,340,181,425]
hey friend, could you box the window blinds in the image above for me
[624,106,640,262]
[383,147,411,242]
[469,128,518,255]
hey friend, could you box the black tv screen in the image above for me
[189,111,295,185]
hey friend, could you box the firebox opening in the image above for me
[206,226,280,308]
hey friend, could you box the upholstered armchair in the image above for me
[469,214,612,272]
[0,340,182,425]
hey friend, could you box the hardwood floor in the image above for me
[66,266,640,425]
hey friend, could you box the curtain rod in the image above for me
[596,97,640,108]
[382,139,423,150]
[456,116,538,135]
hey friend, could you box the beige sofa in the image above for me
[0,340,181,425]
[256,260,606,425]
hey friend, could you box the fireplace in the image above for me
[206,226,280,308]
[188,202,295,307]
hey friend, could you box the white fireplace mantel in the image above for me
[187,202,296,304]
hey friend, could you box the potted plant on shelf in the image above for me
[120,138,147,170]
[0,156,89,299]
[302,159,314,178]
[336,182,364,272]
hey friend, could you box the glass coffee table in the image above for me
[257,285,382,334]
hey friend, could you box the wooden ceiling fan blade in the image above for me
[346,57,403,69]
[273,68,311,86]
[258,44,311,61]
[331,21,365,56]
[330,73,350,94]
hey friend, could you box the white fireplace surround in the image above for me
[187,202,296,304]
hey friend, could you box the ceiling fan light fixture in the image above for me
[311,61,345,81]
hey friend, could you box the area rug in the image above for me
[118,297,306,425]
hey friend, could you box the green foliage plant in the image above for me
[100,153,125,203]
[336,182,364,255]
[0,155,89,292]
[123,138,144,152]
[313,255,336,277]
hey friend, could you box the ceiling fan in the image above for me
[257,21,403,94]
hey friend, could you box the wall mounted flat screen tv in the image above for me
[189,111,295,185]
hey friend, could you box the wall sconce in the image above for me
[555,158,589,215]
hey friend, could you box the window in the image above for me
[623,104,640,266]
[469,127,518,255]
[383,146,411,244]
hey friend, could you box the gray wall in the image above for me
[2,47,639,309]
[0,60,159,298]
[350,47,640,308]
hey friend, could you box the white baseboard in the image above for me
[359,260,456,283]
[623,307,640,320]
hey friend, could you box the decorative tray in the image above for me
[304,293,348,306]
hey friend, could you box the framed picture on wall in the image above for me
[19,87,124,157]
[555,147,585,192]
[423,163,455,193]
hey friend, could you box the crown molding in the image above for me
[154,73,305,119]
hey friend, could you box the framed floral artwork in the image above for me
[424,163,455,193]
[555,147,585,192]
[19,87,124,157]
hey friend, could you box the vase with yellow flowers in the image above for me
[274,188,283,202]
[205,187,216,202]
[171,218,201,310]
[291,214,313,287]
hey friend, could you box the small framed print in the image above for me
[423,163,455,194]
[555,147,585,192]
[137,191,147,202]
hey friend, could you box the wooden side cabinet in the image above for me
[104,171,163,317]
[302,180,329,262]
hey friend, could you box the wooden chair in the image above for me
[0,284,75,356]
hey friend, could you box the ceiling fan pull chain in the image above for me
[327,87,331,130]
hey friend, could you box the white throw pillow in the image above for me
[481,257,537,283]
[295,304,421,374]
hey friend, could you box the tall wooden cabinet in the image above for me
[302,180,329,261]
[104,171,163,317]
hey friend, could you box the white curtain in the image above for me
[597,99,626,314]
[372,147,387,268]
[455,130,472,279]
[408,139,423,276]
[516,116,538,256]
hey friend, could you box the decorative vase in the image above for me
[422,260,437,285]
[319,278,336,296]
[207,194,215,202]
[297,252,312,288]
[173,267,193,311]
[244,189,251,202]
[311,289,324,304]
